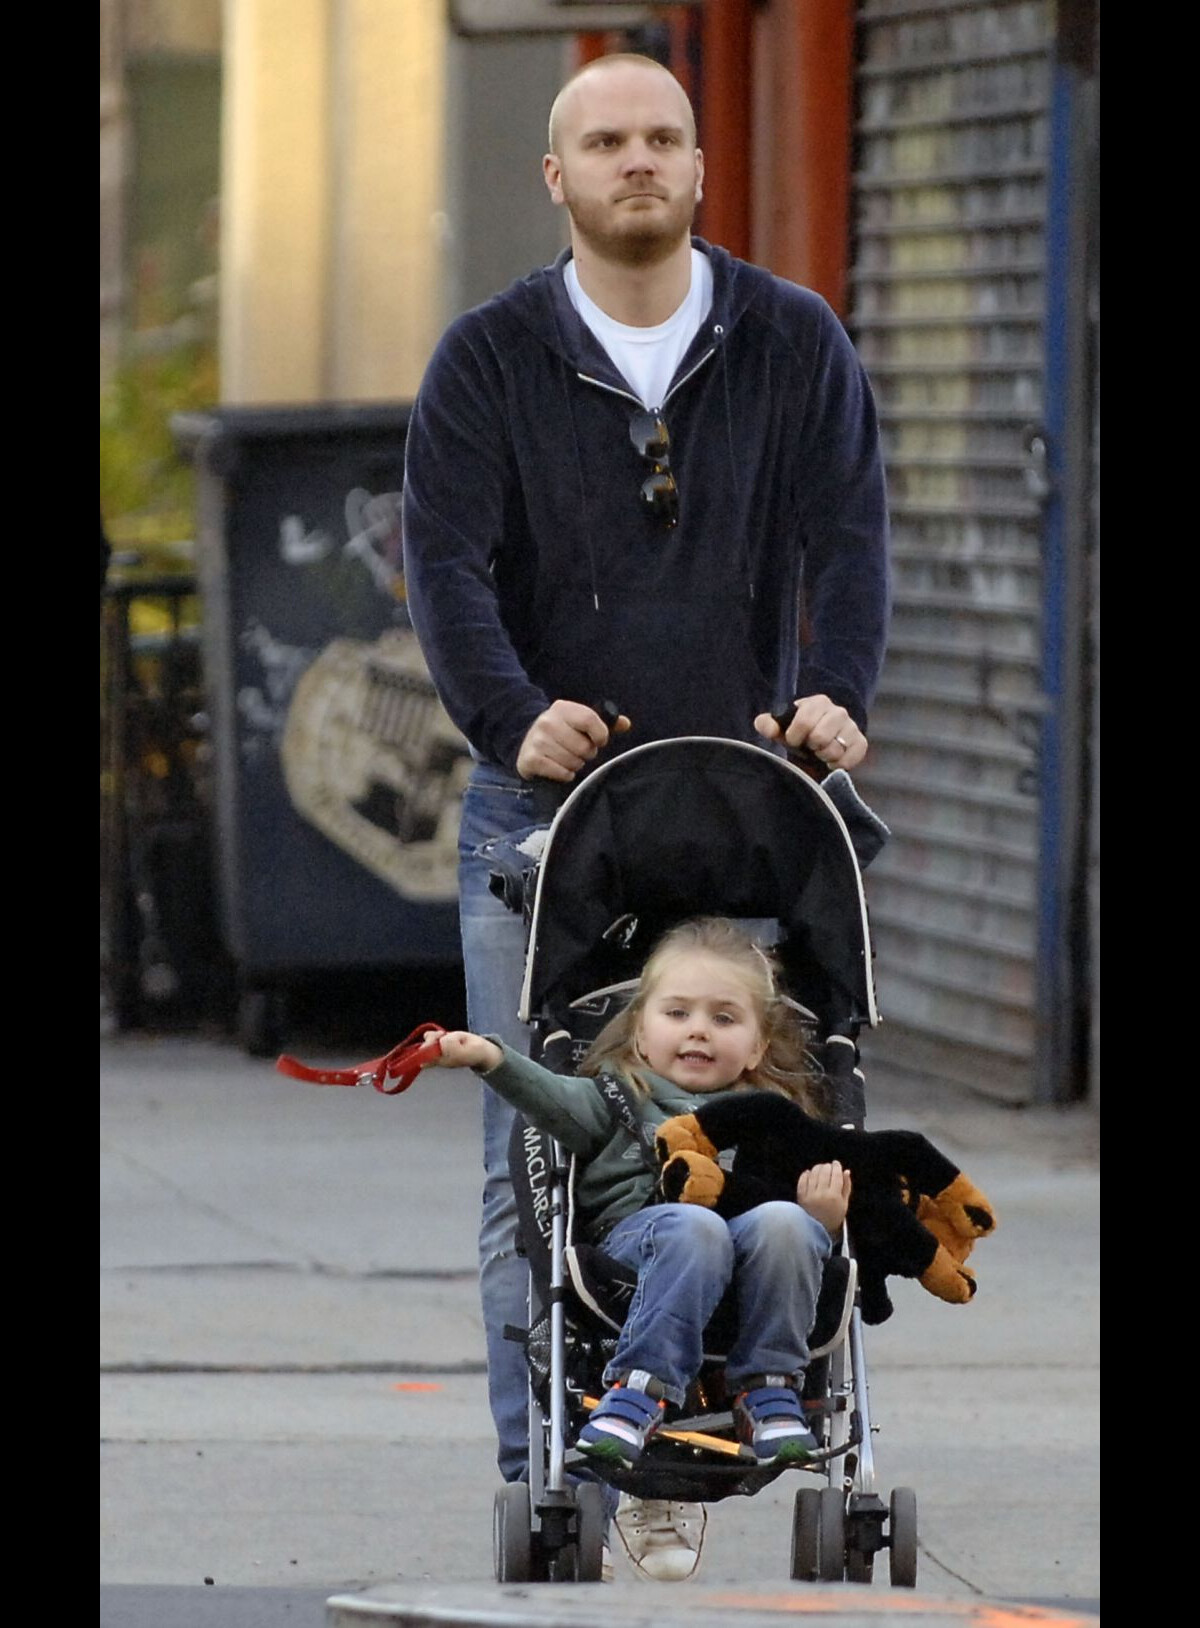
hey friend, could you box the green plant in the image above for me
[100,337,219,553]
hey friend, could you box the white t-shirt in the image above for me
[564,249,714,411]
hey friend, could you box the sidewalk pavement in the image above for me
[100,1028,1099,1625]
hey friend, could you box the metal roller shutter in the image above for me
[846,0,1056,1103]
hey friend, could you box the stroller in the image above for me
[487,734,919,1587]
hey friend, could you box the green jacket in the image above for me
[481,1040,749,1243]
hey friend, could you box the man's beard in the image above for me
[563,184,697,267]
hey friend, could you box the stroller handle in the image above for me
[530,701,833,820]
[770,704,831,781]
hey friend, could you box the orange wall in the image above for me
[751,0,852,313]
[695,0,753,260]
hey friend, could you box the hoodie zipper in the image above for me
[575,331,722,411]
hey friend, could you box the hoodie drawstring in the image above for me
[548,302,603,613]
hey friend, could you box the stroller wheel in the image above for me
[571,1482,608,1583]
[791,1487,820,1580]
[494,1483,534,1583]
[816,1486,846,1581]
[790,1485,846,1582]
[888,1486,919,1588]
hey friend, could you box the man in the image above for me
[402,53,890,1582]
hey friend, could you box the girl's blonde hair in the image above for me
[577,916,827,1114]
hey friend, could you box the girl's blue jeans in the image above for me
[600,1201,832,1406]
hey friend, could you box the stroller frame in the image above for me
[487,738,919,1587]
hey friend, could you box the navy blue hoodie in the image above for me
[402,239,890,775]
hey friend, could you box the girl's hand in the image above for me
[424,1031,503,1073]
[797,1160,852,1236]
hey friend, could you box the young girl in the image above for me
[420,916,851,1468]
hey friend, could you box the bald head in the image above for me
[547,53,697,155]
[542,52,704,276]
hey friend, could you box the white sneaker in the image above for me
[612,1494,707,1582]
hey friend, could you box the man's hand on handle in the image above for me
[516,699,632,783]
[754,694,868,772]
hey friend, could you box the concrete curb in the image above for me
[325,1580,1100,1627]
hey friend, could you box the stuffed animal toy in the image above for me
[655,1093,997,1325]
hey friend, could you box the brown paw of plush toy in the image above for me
[658,1147,726,1208]
[655,1113,718,1162]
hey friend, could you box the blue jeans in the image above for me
[600,1201,832,1406]
[457,762,550,1484]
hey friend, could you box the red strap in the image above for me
[275,1023,447,1096]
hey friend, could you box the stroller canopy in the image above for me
[518,738,878,1034]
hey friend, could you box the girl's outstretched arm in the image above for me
[423,1031,503,1073]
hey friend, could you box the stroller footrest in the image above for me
[810,1254,857,1357]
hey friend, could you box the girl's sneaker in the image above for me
[576,1372,667,1464]
[734,1378,818,1464]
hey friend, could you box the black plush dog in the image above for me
[656,1093,997,1325]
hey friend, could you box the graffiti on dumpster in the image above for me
[278,487,404,598]
[234,486,471,903]
[280,629,471,903]
[236,621,318,764]
[279,514,332,566]
[341,488,404,597]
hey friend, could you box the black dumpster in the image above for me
[172,404,470,1056]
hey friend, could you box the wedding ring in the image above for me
[834,734,849,748]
